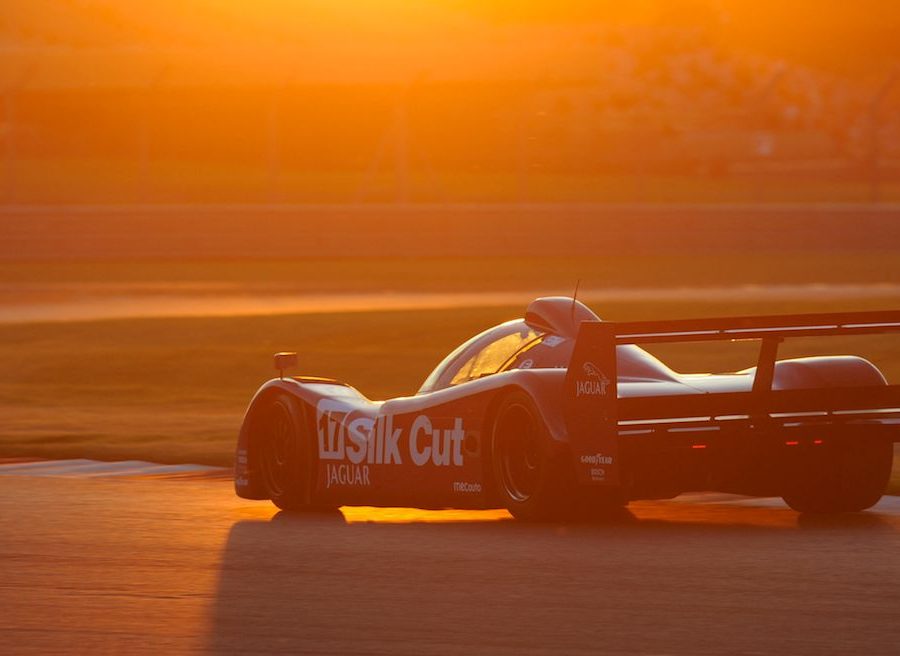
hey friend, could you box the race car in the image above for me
[235,297,900,520]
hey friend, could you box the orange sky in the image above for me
[2,1,899,89]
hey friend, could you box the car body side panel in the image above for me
[313,390,493,508]
[237,370,574,509]
[313,370,582,508]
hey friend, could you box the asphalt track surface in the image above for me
[2,465,900,655]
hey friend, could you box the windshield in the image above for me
[449,325,542,386]
[419,320,539,394]
[419,319,675,394]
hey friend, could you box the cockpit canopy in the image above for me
[418,297,675,394]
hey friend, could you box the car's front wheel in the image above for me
[256,393,317,511]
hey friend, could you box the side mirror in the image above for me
[273,352,298,379]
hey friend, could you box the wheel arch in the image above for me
[480,372,570,444]
[234,379,333,500]
[478,374,571,496]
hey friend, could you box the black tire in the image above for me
[491,391,575,521]
[781,438,892,513]
[257,393,317,511]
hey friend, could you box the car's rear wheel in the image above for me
[491,391,575,521]
[257,393,317,511]
[781,437,892,513]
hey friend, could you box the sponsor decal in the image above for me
[452,481,482,494]
[579,452,614,465]
[576,361,611,397]
[409,415,465,467]
[316,400,466,488]
[543,335,565,348]
[518,358,534,370]
[579,453,613,482]
[326,463,371,488]
[235,448,250,488]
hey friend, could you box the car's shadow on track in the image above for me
[205,501,898,654]
[207,502,899,653]
[255,499,900,534]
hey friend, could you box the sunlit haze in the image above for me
[3,1,899,203]
[2,3,900,654]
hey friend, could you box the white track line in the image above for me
[0,459,227,478]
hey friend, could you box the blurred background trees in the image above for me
[2,0,898,204]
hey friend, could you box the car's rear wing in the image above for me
[564,310,900,486]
